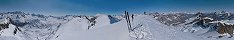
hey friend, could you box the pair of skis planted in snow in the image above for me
[125,11,132,32]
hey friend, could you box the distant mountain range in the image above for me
[0,11,234,40]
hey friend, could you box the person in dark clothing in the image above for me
[131,14,134,22]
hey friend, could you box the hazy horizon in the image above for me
[0,0,234,16]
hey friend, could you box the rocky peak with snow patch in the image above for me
[1,11,234,40]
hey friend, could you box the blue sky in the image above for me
[0,0,234,16]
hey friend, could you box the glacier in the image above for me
[0,11,234,40]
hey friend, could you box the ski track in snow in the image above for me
[130,15,234,40]
[0,12,234,40]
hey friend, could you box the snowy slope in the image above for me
[128,15,205,40]
[52,17,129,40]
[0,24,21,40]
[1,11,234,40]
[130,14,234,40]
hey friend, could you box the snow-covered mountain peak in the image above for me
[1,11,234,40]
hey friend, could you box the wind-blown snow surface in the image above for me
[53,17,129,40]
[1,11,234,40]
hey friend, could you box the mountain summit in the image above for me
[0,11,234,40]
